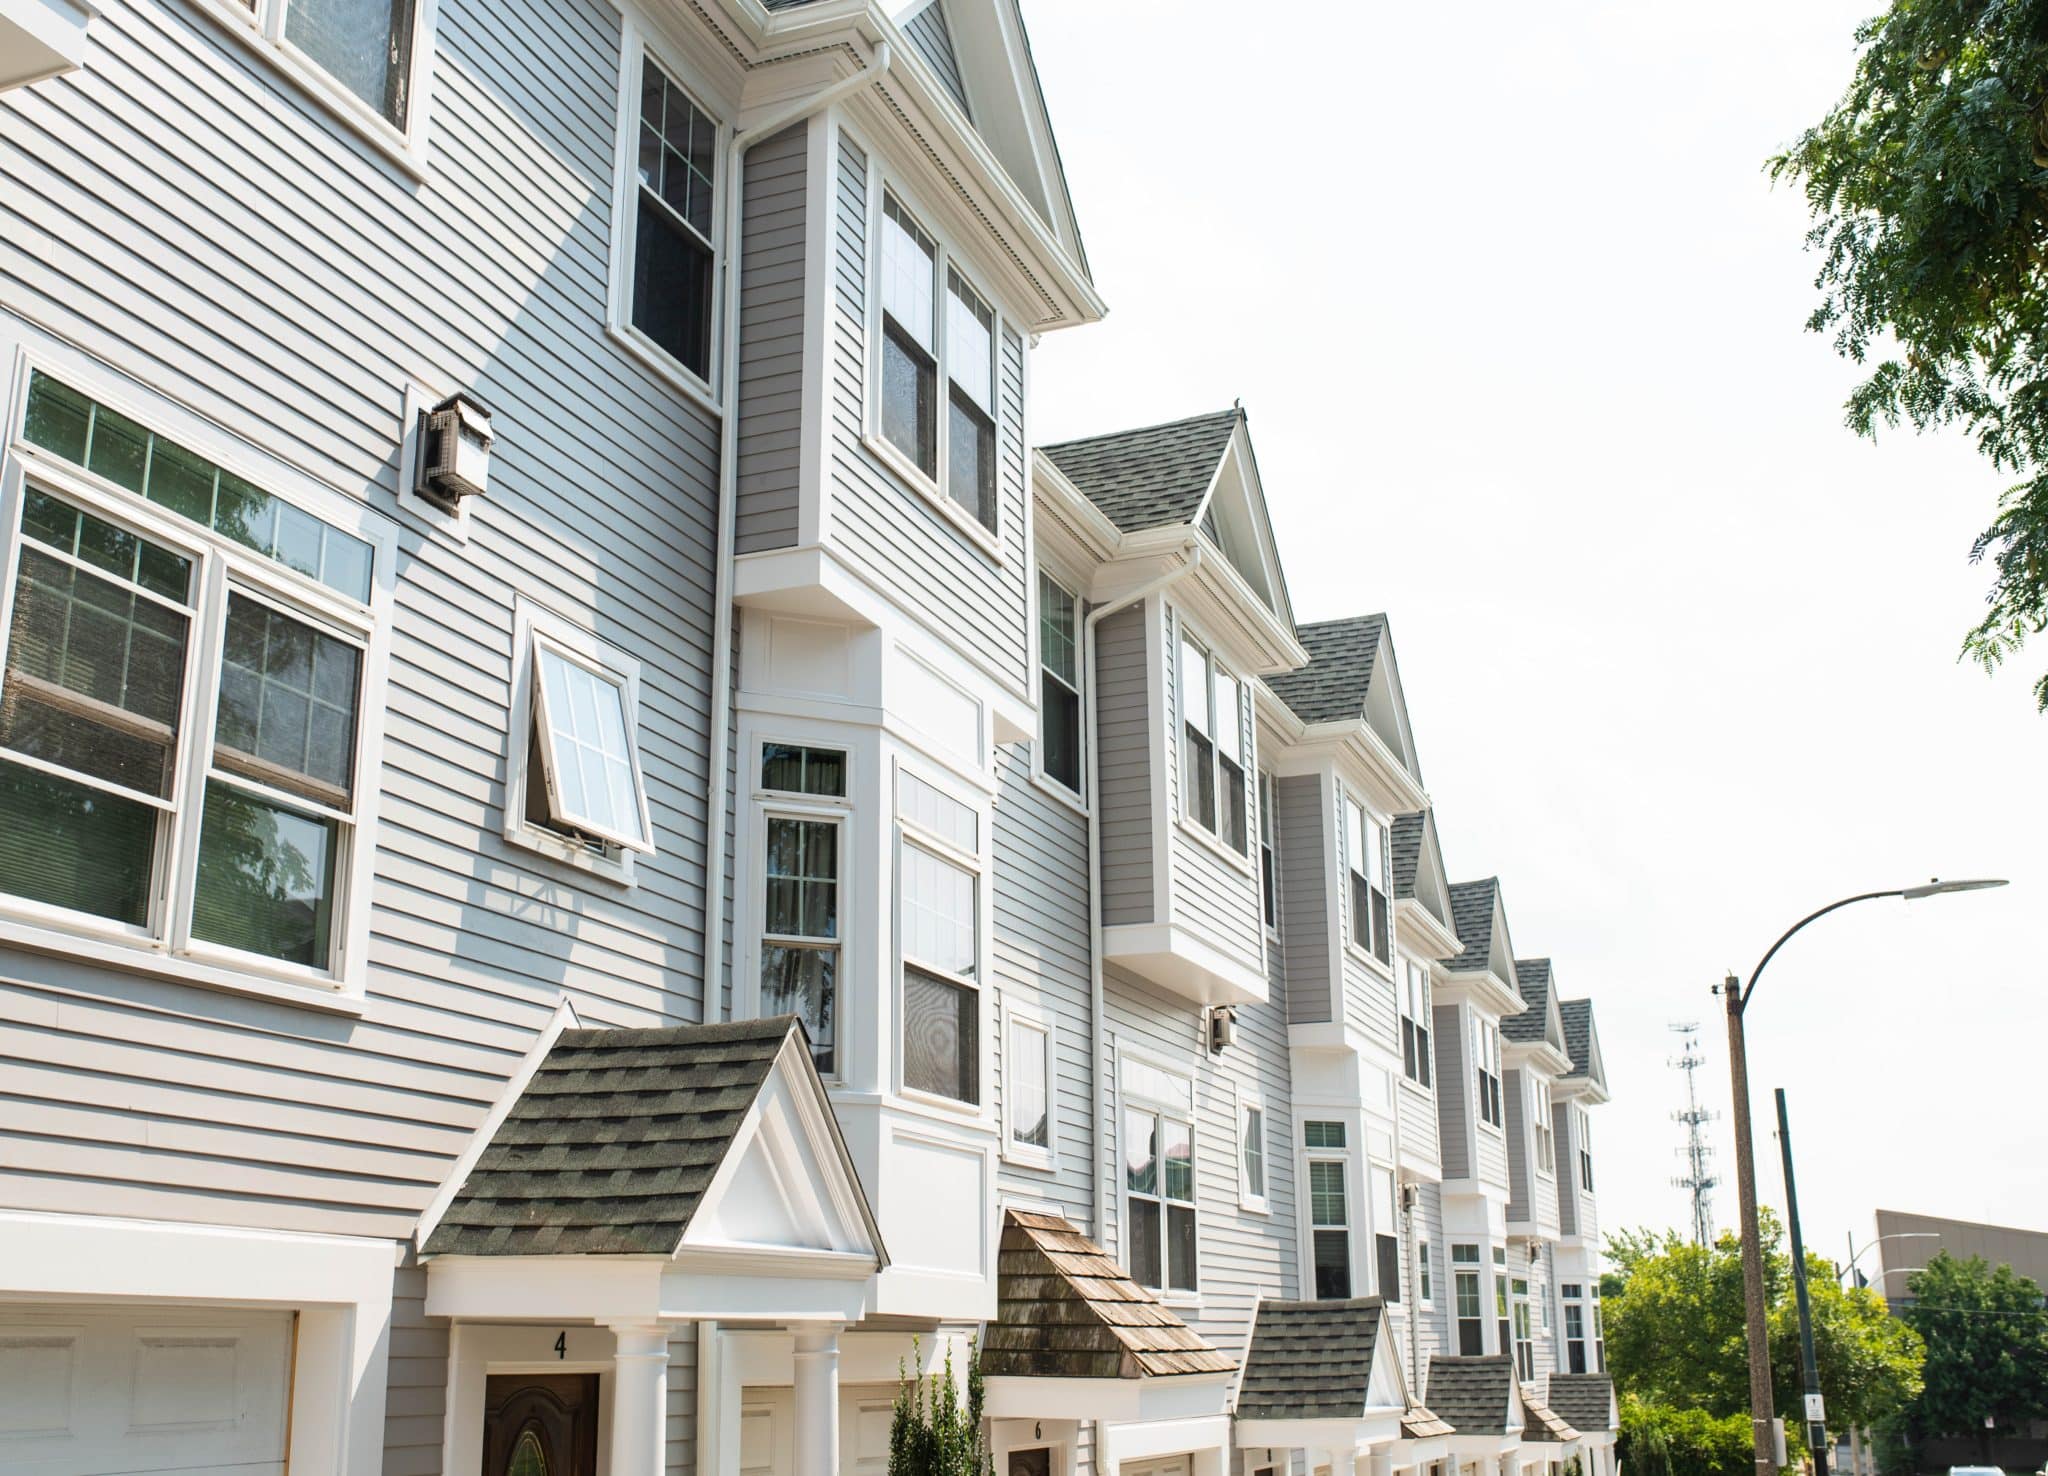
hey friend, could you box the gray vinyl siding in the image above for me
[1529,1248,1557,1381]
[1410,1180,1448,1372]
[824,129,1032,698]
[664,1332,698,1476]
[1433,1005,1470,1182]
[735,121,808,555]
[1339,949,1396,1056]
[1397,1076,1439,1172]
[1277,773,1330,1024]
[990,744,1093,1223]
[1164,606,1264,976]
[1504,1066,1531,1224]
[1095,603,1154,927]
[903,0,971,117]
[1475,1108,1508,1191]
[1102,965,1297,1365]
[1555,1099,1579,1237]
[383,1262,445,1476]
[0,0,719,1234]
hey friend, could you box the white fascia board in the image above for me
[659,1267,873,1323]
[1127,526,1304,675]
[423,1255,666,1322]
[0,0,91,89]
[1395,1435,1452,1465]
[1396,898,1464,962]
[1293,721,1429,815]
[1445,1433,1523,1458]
[1032,453,1123,564]
[1102,920,1270,1008]
[1503,1038,1573,1079]
[1439,968,1524,1021]
[982,1374,1229,1423]
[1235,1412,1405,1451]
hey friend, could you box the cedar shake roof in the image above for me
[1236,1298,1391,1420]
[1447,879,1505,977]
[1560,999,1597,1080]
[423,1017,811,1257]
[1520,1385,1581,1443]
[1502,962,1553,1044]
[1425,1355,1519,1435]
[1040,409,1240,533]
[1545,1373,1616,1432]
[981,1209,1234,1379]
[1263,615,1385,726]
[1391,813,1424,900]
[1402,1405,1456,1439]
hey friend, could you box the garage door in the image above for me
[0,1304,291,1475]
[738,1384,898,1476]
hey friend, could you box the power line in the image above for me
[1670,1021,1719,1247]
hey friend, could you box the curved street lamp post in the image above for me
[1722,879,2007,1476]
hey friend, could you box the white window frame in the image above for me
[1576,1102,1595,1193]
[895,762,988,1113]
[1370,1162,1400,1304]
[1399,956,1433,1089]
[1511,1272,1535,1380]
[861,177,1006,560]
[1257,768,1279,935]
[1303,1121,1354,1302]
[1116,1044,1198,1301]
[1236,1085,1269,1215]
[504,599,653,884]
[1342,787,1391,969]
[1418,1237,1435,1308]
[756,804,845,1078]
[1531,1075,1556,1176]
[0,350,395,1009]
[605,9,732,414]
[1175,622,1250,863]
[1001,995,1055,1170]
[1474,1015,1504,1131]
[1031,566,1085,807]
[186,0,439,180]
[1451,1242,1485,1356]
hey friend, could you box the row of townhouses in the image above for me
[0,0,1621,1472]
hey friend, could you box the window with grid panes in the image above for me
[631,56,718,381]
[1309,1157,1351,1300]
[1125,1101,1196,1294]
[1177,630,1246,851]
[761,814,838,1074]
[1512,1274,1534,1378]
[1532,1075,1555,1174]
[1577,1103,1596,1192]
[1494,1245,1510,1357]
[1037,573,1081,793]
[899,772,980,1104]
[1453,1244,1484,1355]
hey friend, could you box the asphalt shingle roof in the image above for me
[1447,879,1503,976]
[1263,616,1385,726]
[1391,813,1424,901]
[1560,999,1597,1080]
[1040,409,1239,533]
[422,1018,801,1257]
[1502,960,1553,1044]
[1425,1355,1519,1435]
[1520,1385,1581,1442]
[1236,1299,1389,1420]
[1545,1373,1616,1432]
[981,1209,1235,1380]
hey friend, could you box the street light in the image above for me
[1837,1232,1940,1290]
[1721,878,2008,1476]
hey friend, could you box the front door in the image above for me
[482,1373,599,1476]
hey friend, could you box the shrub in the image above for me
[888,1337,988,1476]
[1619,1395,1754,1476]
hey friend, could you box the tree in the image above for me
[1771,1,2048,707]
[1619,1396,1756,1476]
[1898,1251,2048,1460]
[889,1337,988,1476]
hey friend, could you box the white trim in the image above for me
[0,1210,396,1476]
[1113,1038,1200,1303]
[1236,1082,1270,1216]
[1000,991,1056,1171]
[1029,559,1087,808]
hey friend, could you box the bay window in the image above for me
[1178,630,1246,851]
[1400,958,1432,1087]
[3,372,381,985]
[628,52,720,383]
[1453,1244,1483,1354]
[1122,1054,1196,1294]
[899,770,981,1104]
[1344,792,1389,964]
[1037,572,1081,794]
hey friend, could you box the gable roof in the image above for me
[1264,616,1383,725]
[1501,961,1553,1043]
[1559,998,1607,1088]
[1040,409,1239,533]
[1544,1373,1617,1433]
[1424,1355,1521,1436]
[1447,879,1519,993]
[1392,812,1425,899]
[1236,1299,1400,1420]
[422,1017,873,1258]
[981,1209,1234,1379]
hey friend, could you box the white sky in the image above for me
[1024,0,2047,1271]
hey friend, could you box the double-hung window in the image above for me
[1372,1165,1401,1304]
[1493,1245,1511,1357]
[627,52,720,385]
[899,770,981,1104]
[756,743,846,1072]
[1475,1017,1504,1128]
[1238,1095,1267,1212]
[1577,1103,1596,1192]
[1122,1054,1196,1295]
[1344,793,1390,964]
[1418,1239,1434,1305]
[1258,770,1278,930]
[1452,1244,1484,1354]
[1512,1274,1534,1379]
[1532,1076,1556,1175]
[1304,1119,1350,1300]
[208,0,430,154]
[1178,631,1246,851]
[877,193,1000,536]
[1037,573,1081,794]
[1562,1284,1588,1373]
[1005,1005,1052,1161]
[2,372,383,986]
[1592,1288,1606,1370]
[1400,958,1433,1087]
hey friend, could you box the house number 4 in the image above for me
[554,1332,567,1360]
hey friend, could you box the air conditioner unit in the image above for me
[416,392,493,506]
[1207,1006,1235,1055]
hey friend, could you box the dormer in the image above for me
[1501,958,1571,1241]
[1555,997,1609,1246]
[1436,878,1524,1199]
[1391,811,1462,964]
[1035,409,1306,1008]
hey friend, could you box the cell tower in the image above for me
[1669,1022,1720,1246]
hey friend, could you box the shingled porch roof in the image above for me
[980,1209,1234,1380]
[1544,1373,1617,1435]
[1520,1385,1582,1443]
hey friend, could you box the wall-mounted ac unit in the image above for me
[416,392,493,507]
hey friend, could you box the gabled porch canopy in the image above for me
[1232,1297,1408,1456]
[1543,1374,1617,1443]
[980,1209,1236,1424]
[1424,1355,1526,1461]
[420,1017,885,1326]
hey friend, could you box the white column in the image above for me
[1357,1446,1395,1476]
[609,1323,671,1476]
[792,1322,842,1476]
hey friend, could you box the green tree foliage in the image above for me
[1773,0,2048,706]
[1898,1251,2048,1458]
[1606,1218,1923,1435]
[889,1338,989,1476]
[1619,1396,1757,1476]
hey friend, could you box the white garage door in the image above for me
[0,1304,291,1475]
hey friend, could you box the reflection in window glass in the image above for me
[533,643,645,848]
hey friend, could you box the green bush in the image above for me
[888,1338,988,1476]
[1618,1396,1754,1476]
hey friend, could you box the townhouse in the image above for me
[0,1,1619,1475]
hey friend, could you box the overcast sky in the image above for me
[1024,0,2047,1271]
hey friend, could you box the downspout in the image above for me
[1084,539,1203,1243]
[704,39,893,1023]
[1082,538,1201,1476]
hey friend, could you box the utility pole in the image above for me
[1723,974,1779,1476]
[1776,1089,1828,1476]
[1670,1022,1720,1246]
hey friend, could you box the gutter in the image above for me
[704,40,893,1023]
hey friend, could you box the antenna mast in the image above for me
[1670,1021,1720,1246]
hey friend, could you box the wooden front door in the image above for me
[482,1373,599,1476]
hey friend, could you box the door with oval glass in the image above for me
[482,1373,599,1476]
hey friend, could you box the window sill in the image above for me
[1238,1194,1270,1217]
[605,323,723,419]
[1398,1075,1434,1100]
[1342,939,1395,980]
[504,819,638,888]
[1027,765,1088,818]
[1173,812,1255,877]
[0,913,367,1016]
[893,1080,994,1128]
[1000,1142,1056,1174]
[860,431,1005,564]
[190,0,429,184]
